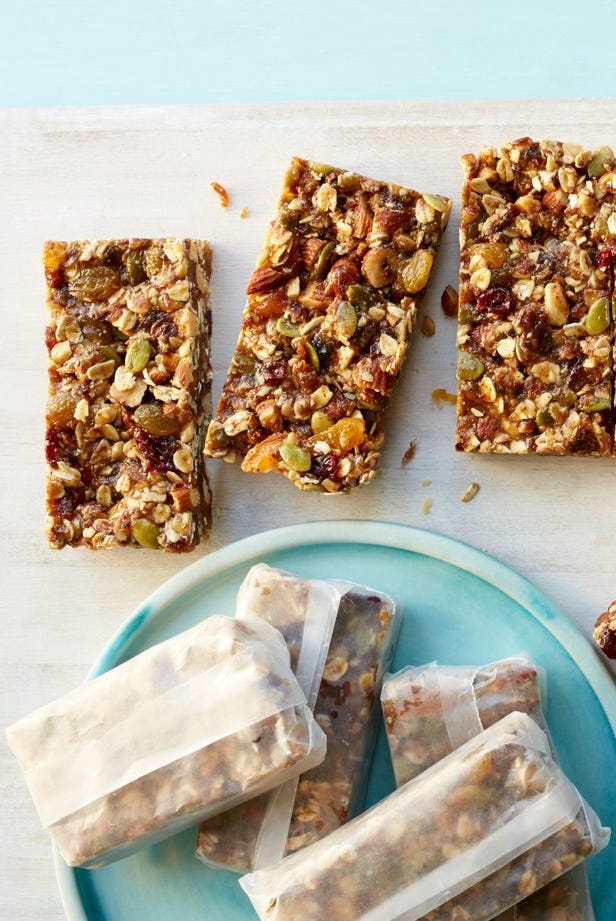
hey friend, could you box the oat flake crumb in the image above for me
[461,482,480,503]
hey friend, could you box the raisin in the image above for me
[567,360,587,392]
[312,335,334,368]
[312,452,340,480]
[147,310,178,340]
[134,429,177,472]
[51,495,76,518]
[326,390,352,422]
[569,429,599,454]
[476,287,513,318]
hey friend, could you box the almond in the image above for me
[542,189,568,214]
[246,265,287,295]
[325,257,360,296]
[351,195,373,239]
[301,237,325,269]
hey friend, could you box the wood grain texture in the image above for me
[1,100,615,920]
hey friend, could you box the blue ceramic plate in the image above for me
[55,521,616,920]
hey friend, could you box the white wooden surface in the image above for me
[1,100,616,920]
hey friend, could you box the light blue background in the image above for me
[2,0,616,107]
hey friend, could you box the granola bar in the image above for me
[456,139,613,455]
[240,713,609,921]
[205,157,450,491]
[382,659,595,921]
[382,656,544,786]
[44,238,212,550]
[7,616,326,868]
[196,569,398,871]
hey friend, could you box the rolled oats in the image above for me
[204,157,450,491]
[43,238,212,551]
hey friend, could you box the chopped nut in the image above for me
[50,341,72,365]
[401,440,416,466]
[594,600,616,658]
[211,181,230,208]
[421,315,436,337]
[441,285,459,317]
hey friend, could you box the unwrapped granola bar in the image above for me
[44,238,212,550]
[456,139,613,455]
[205,157,450,491]
[196,566,398,870]
[382,656,545,786]
[7,615,326,868]
[240,712,609,921]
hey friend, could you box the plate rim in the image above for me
[54,518,616,920]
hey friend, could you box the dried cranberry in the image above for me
[134,429,177,472]
[596,243,616,269]
[45,427,61,463]
[147,310,177,340]
[312,452,339,480]
[476,287,513,318]
[262,359,287,385]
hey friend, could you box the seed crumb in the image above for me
[422,478,432,487]
[422,498,433,515]
[432,388,457,407]
[240,206,249,219]
[401,440,417,466]
[441,285,459,317]
[461,482,480,503]
[211,182,230,208]
[421,315,436,337]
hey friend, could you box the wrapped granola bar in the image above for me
[240,712,609,921]
[382,659,595,921]
[7,615,326,868]
[382,656,545,786]
[196,566,398,870]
